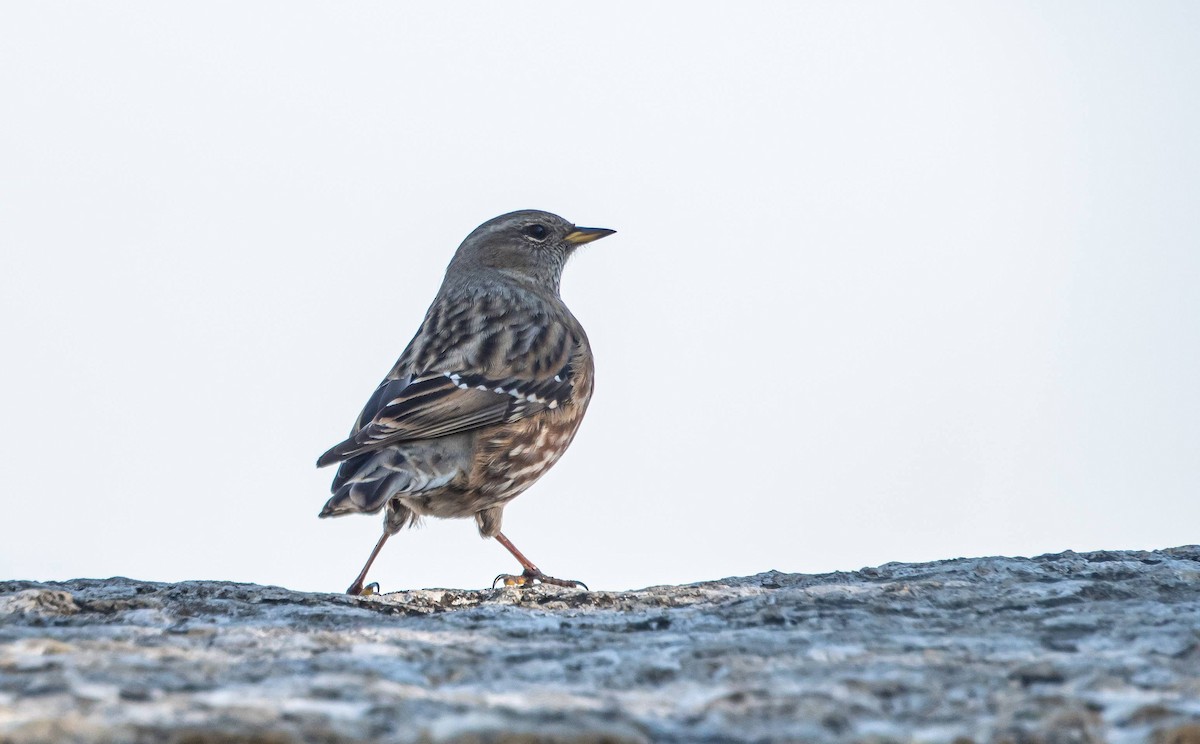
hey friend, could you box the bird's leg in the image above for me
[346,530,391,595]
[492,531,588,590]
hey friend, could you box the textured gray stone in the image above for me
[2,547,1200,743]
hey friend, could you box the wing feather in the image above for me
[316,361,577,468]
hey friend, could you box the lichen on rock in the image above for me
[2,547,1199,743]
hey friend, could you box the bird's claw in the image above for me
[493,568,588,591]
[347,581,380,596]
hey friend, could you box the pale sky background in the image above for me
[2,3,1197,593]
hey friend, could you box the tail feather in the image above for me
[317,442,464,520]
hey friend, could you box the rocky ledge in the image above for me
[2,547,1200,744]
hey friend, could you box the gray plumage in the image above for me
[317,210,614,593]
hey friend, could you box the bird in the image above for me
[316,209,614,595]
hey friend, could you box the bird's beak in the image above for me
[564,226,616,245]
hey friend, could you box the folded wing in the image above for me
[316,362,576,468]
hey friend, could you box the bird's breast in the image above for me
[471,345,593,506]
[473,406,586,502]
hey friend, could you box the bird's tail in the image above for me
[318,446,459,519]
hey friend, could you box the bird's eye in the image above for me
[524,224,549,240]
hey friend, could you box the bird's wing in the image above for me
[316,360,578,468]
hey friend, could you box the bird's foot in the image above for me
[493,569,588,591]
[346,581,380,596]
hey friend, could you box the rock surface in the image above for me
[2,547,1200,743]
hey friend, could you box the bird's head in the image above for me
[447,210,615,292]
